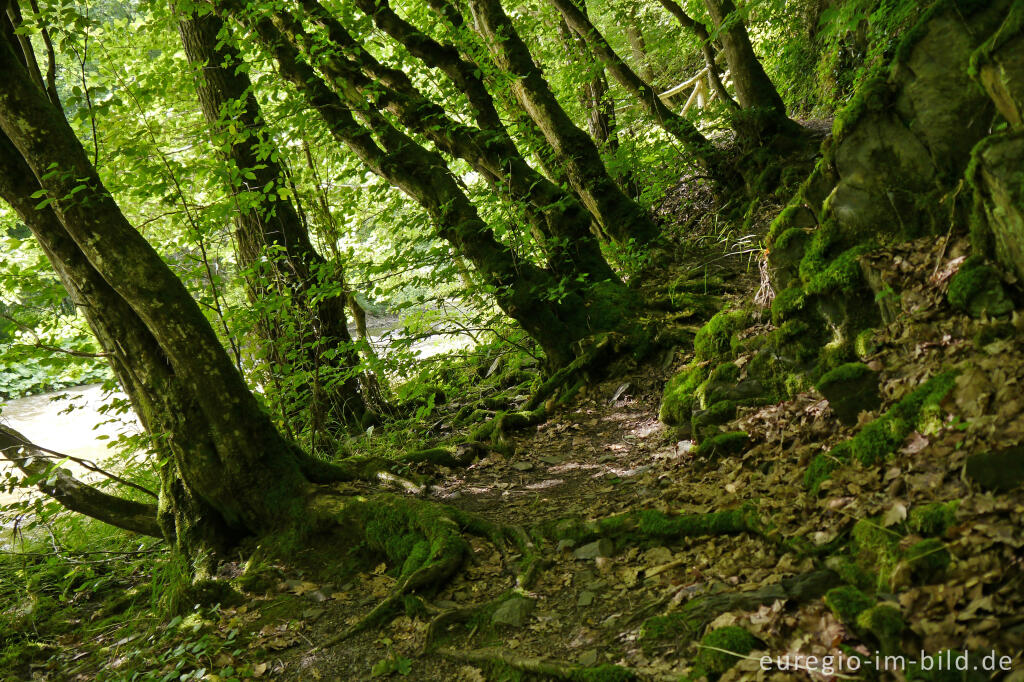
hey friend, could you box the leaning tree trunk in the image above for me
[459,0,659,244]
[226,4,638,369]
[654,0,737,109]
[556,6,619,151]
[175,9,372,432]
[701,0,787,118]
[546,0,732,184]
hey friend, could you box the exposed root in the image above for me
[437,646,641,681]
[538,505,762,545]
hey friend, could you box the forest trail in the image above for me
[214,230,1023,681]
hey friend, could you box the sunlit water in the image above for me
[0,323,474,547]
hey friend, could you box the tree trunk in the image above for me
[458,0,659,244]
[623,4,654,82]
[296,0,617,280]
[0,30,341,563]
[228,4,637,369]
[654,0,738,109]
[701,0,787,116]
[175,9,371,432]
[546,0,731,183]
[555,6,619,151]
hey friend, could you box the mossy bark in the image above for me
[227,1,640,369]
[176,9,371,430]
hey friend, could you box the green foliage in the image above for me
[907,501,958,537]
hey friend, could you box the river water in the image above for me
[0,384,139,508]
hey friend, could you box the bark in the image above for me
[0,425,162,538]
[555,6,619,150]
[0,29,343,560]
[701,0,786,115]
[623,4,654,82]
[654,0,737,109]
[175,9,370,430]
[458,0,659,243]
[221,2,635,369]
[546,0,731,182]
[292,0,616,281]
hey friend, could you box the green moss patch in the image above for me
[824,585,874,625]
[947,256,1013,317]
[694,626,760,677]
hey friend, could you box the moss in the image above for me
[907,501,958,537]
[771,286,807,325]
[659,364,709,426]
[804,441,852,493]
[947,256,1012,317]
[854,328,878,358]
[824,586,874,625]
[693,310,750,362]
[852,519,901,588]
[856,604,904,653]
[746,349,789,400]
[572,664,637,682]
[904,538,951,583]
[832,68,891,143]
[641,612,697,647]
[834,558,876,591]
[816,362,872,389]
[695,626,760,676]
[849,371,957,466]
[692,401,737,438]
[694,431,749,460]
[637,506,757,539]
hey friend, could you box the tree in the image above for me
[215,0,645,369]
[174,5,374,434]
[653,0,738,110]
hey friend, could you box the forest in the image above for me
[0,0,1022,678]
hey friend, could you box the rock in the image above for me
[578,650,598,666]
[815,362,881,426]
[577,591,594,606]
[491,596,535,628]
[966,447,1024,492]
[972,132,1024,283]
[704,379,764,405]
[574,538,614,560]
[539,455,563,465]
[947,256,1013,318]
[512,461,534,472]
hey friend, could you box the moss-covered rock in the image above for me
[852,518,901,588]
[694,626,760,678]
[695,431,750,461]
[691,400,737,439]
[659,365,709,427]
[904,538,951,583]
[856,604,904,654]
[816,362,881,425]
[907,501,959,537]
[693,310,750,362]
[824,585,874,625]
[947,256,1013,317]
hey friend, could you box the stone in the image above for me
[573,538,614,560]
[965,447,1024,492]
[512,461,534,472]
[491,596,535,628]
[816,362,882,426]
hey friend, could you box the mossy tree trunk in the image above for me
[461,0,659,244]
[654,0,737,110]
[700,0,789,126]
[220,0,640,370]
[547,0,731,184]
[0,27,347,567]
[175,8,372,432]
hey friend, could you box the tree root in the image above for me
[437,646,641,681]
[538,505,762,546]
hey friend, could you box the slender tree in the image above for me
[701,0,788,117]
[545,0,731,183]
[216,0,639,369]
[174,5,374,433]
